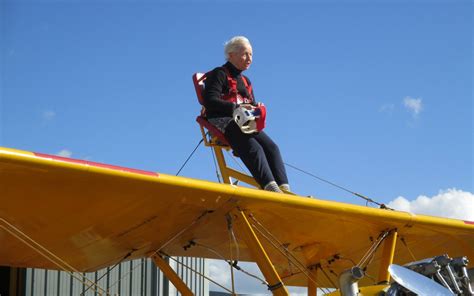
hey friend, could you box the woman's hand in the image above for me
[240,103,256,110]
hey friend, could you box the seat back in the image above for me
[192,72,230,146]
[193,73,206,105]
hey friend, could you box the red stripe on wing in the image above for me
[34,152,159,177]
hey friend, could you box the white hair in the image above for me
[224,36,252,61]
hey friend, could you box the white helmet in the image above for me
[233,104,266,134]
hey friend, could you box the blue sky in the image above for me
[2,0,472,294]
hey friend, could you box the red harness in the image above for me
[221,67,253,104]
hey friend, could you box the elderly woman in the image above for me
[202,36,290,193]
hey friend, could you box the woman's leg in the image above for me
[224,121,275,188]
[253,131,289,186]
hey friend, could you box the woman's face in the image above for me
[229,44,253,71]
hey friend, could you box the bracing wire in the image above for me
[317,265,338,289]
[228,230,236,294]
[248,215,332,294]
[251,223,331,294]
[226,214,240,262]
[176,137,205,176]
[249,215,308,271]
[81,251,133,295]
[284,162,393,209]
[210,145,222,183]
[400,237,417,261]
[225,150,248,173]
[357,230,391,269]
[230,228,240,262]
[148,210,213,260]
[194,242,268,285]
[106,259,145,293]
[0,219,108,295]
[161,253,235,294]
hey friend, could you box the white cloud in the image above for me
[387,188,474,221]
[42,110,56,120]
[403,96,423,117]
[56,149,72,158]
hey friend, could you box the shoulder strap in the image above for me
[222,67,238,94]
[222,67,253,101]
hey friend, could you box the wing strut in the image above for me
[151,253,194,296]
[308,267,318,296]
[377,230,398,284]
[232,209,290,296]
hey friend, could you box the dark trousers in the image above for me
[225,121,289,188]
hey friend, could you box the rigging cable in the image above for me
[357,230,391,269]
[80,251,134,296]
[175,137,205,176]
[161,252,235,294]
[400,237,417,261]
[226,150,248,173]
[251,226,331,294]
[211,146,222,183]
[317,264,338,289]
[284,162,393,209]
[106,258,146,293]
[0,218,108,295]
[248,214,332,294]
[194,241,268,286]
[227,215,236,294]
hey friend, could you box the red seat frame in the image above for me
[193,73,230,147]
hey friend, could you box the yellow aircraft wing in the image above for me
[1,147,473,288]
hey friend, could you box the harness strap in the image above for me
[222,67,253,102]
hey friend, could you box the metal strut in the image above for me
[232,209,289,296]
[377,230,398,284]
[151,253,194,296]
[213,147,259,187]
[307,267,318,296]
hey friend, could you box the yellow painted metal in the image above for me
[1,146,473,289]
[233,209,289,296]
[213,146,232,184]
[212,145,259,188]
[226,167,260,188]
[151,254,193,296]
[377,230,398,283]
[200,121,258,187]
[307,268,317,296]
